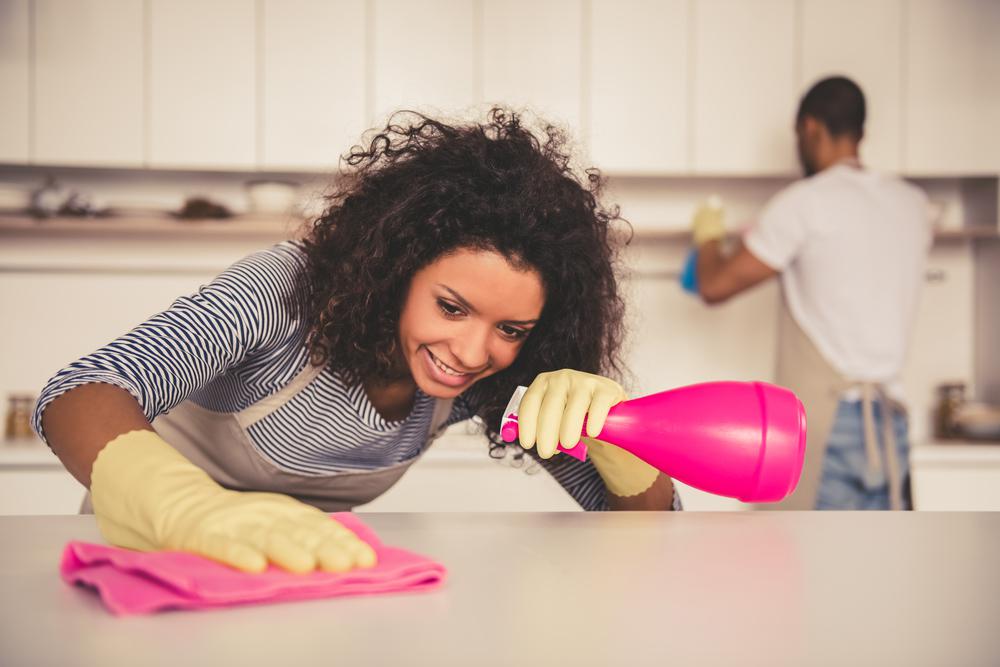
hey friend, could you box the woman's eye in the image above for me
[498,324,529,340]
[437,299,464,317]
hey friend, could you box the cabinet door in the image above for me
[588,0,689,174]
[482,0,582,133]
[0,0,30,163]
[800,0,902,173]
[905,0,1000,174]
[260,0,366,170]
[33,0,144,166]
[372,0,478,124]
[148,0,256,168]
[692,0,797,174]
[0,469,85,516]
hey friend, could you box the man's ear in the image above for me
[800,115,823,142]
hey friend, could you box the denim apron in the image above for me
[81,362,454,513]
[760,297,905,510]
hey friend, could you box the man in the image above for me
[687,76,931,510]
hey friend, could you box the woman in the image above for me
[34,109,678,576]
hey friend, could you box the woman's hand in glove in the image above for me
[90,430,376,574]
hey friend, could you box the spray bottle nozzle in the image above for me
[499,387,589,461]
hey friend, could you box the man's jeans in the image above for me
[816,399,912,510]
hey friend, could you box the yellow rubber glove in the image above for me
[585,437,659,498]
[516,369,659,497]
[90,430,376,574]
[691,196,726,246]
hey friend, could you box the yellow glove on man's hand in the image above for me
[516,369,659,497]
[691,197,726,246]
[90,430,376,574]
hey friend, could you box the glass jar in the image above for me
[4,394,36,441]
[934,383,966,440]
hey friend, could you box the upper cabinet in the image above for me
[148,0,256,169]
[800,0,902,173]
[588,0,689,174]
[692,0,797,175]
[904,0,1000,175]
[34,0,144,167]
[1,0,998,176]
[0,0,30,164]
[483,0,582,133]
[260,0,366,170]
[372,0,478,124]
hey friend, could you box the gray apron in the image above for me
[82,362,454,513]
[760,297,905,510]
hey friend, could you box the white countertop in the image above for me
[911,441,1000,465]
[1,512,998,665]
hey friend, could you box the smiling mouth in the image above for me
[426,348,475,377]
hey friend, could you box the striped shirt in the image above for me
[33,242,680,510]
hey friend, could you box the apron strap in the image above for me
[235,360,326,429]
[427,397,455,441]
[236,359,456,442]
[859,383,904,511]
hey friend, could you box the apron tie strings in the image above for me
[859,383,903,511]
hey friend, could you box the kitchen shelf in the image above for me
[2,215,997,245]
[622,227,999,243]
[0,214,304,241]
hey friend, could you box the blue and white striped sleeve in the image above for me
[32,242,306,442]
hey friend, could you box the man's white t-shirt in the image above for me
[743,164,931,397]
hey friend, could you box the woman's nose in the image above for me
[450,325,492,372]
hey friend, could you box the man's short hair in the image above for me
[796,76,866,140]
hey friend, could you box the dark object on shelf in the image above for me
[953,402,1000,442]
[174,197,233,220]
[57,191,102,218]
[4,394,35,440]
[934,382,966,440]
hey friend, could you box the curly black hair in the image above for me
[296,107,628,450]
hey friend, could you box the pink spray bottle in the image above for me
[500,381,806,503]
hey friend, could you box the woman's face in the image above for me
[398,247,545,398]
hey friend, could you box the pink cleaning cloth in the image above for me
[60,513,447,616]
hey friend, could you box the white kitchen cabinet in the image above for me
[260,0,366,170]
[588,0,689,174]
[359,432,582,512]
[905,0,1000,175]
[800,0,902,173]
[33,0,143,167]
[372,0,478,124]
[911,444,1000,510]
[0,268,221,411]
[0,445,85,515]
[482,0,582,134]
[692,0,797,174]
[0,0,30,163]
[0,232,265,413]
[148,0,256,168]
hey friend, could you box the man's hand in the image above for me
[691,197,726,246]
